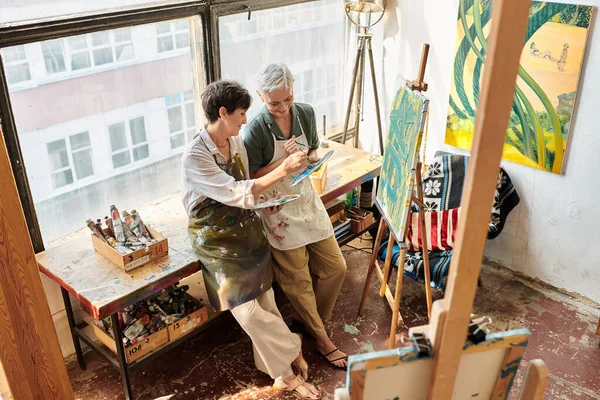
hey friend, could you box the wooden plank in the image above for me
[491,341,529,398]
[519,359,549,400]
[389,248,406,349]
[0,127,74,398]
[427,0,532,397]
[318,141,382,204]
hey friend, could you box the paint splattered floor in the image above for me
[67,241,600,400]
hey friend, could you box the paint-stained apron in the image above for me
[188,152,272,312]
[260,125,333,251]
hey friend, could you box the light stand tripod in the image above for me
[341,30,384,155]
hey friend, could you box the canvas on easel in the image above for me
[376,80,428,242]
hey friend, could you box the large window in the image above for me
[157,20,190,53]
[1,17,202,246]
[218,0,346,134]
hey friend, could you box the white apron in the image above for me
[260,124,333,251]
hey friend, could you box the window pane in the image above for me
[91,32,110,47]
[170,134,185,149]
[156,22,172,34]
[167,107,184,133]
[3,45,26,62]
[71,52,91,70]
[72,149,94,179]
[6,17,203,246]
[115,44,134,61]
[52,170,74,189]
[114,28,132,43]
[132,144,149,161]
[93,48,114,66]
[109,122,128,151]
[6,64,31,84]
[112,151,131,168]
[186,129,196,142]
[157,36,174,52]
[219,0,345,128]
[47,139,69,170]
[69,132,91,151]
[165,93,182,106]
[185,102,195,128]
[42,40,66,74]
[174,20,188,31]
[175,33,189,49]
[129,117,147,145]
[68,35,88,51]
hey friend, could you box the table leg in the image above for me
[111,313,133,400]
[61,287,86,370]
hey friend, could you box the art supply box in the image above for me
[91,225,168,272]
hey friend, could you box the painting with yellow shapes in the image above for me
[376,80,429,242]
[445,0,593,174]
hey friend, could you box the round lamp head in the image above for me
[344,0,386,29]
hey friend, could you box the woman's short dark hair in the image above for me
[201,80,252,123]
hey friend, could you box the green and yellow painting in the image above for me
[376,82,429,242]
[445,0,593,174]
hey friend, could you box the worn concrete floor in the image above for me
[68,239,600,400]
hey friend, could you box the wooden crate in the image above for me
[348,207,374,233]
[93,323,169,363]
[326,201,346,224]
[167,305,209,341]
[91,225,168,272]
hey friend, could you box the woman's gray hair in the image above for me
[256,63,295,94]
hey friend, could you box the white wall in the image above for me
[380,0,600,303]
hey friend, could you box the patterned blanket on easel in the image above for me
[378,153,520,290]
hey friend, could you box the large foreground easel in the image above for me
[337,0,548,398]
[358,44,434,349]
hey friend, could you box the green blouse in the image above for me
[243,102,319,174]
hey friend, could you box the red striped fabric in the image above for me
[406,208,461,251]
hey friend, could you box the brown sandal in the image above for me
[319,348,348,370]
[274,375,321,400]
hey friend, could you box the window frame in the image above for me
[0,0,320,253]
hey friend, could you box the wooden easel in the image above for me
[336,1,546,398]
[358,44,434,349]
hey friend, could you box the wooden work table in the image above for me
[36,141,381,400]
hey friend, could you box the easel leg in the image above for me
[111,313,133,400]
[358,219,388,316]
[61,287,86,370]
[342,36,365,145]
[416,165,433,319]
[366,37,384,156]
[389,248,406,349]
[519,360,549,400]
[379,233,395,297]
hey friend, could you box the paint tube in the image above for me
[110,205,127,243]
[86,218,107,242]
[96,218,117,248]
[124,210,147,244]
[104,216,115,239]
[131,209,151,240]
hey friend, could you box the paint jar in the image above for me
[110,205,127,243]
[104,216,115,238]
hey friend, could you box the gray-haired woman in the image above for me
[182,80,321,399]
[243,63,348,369]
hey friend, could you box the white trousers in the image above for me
[230,288,300,379]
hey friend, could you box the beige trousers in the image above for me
[229,288,300,379]
[271,235,347,339]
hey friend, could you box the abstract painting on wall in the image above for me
[376,79,429,242]
[445,0,593,174]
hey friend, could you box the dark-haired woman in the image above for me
[181,80,320,399]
